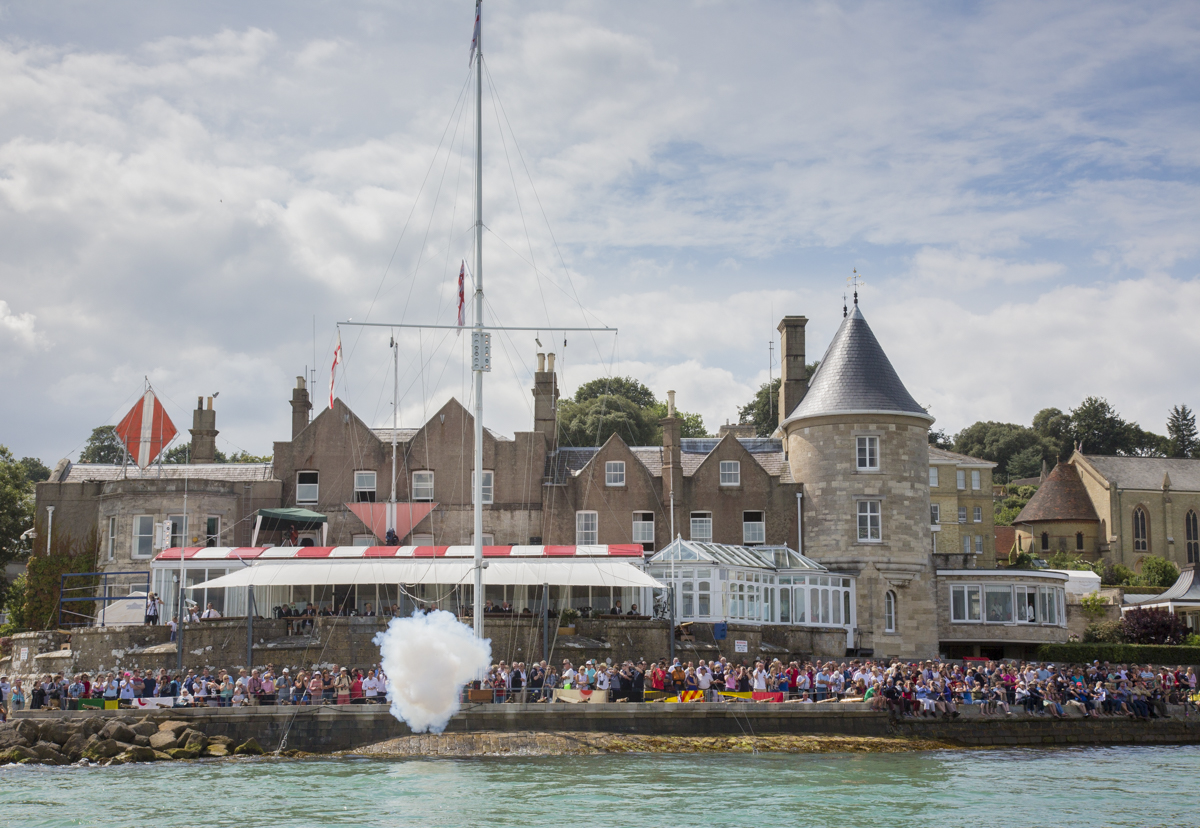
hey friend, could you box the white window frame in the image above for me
[742,511,765,545]
[576,511,598,545]
[974,535,983,554]
[984,585,1014,624]
[107,516,117,562]
[856,436,879,471]
[929,467,939,487]
[168,515,186,548]
[958,506,967,524]
[719,460,741,486]
[884,590,896,632]
[354,470,377,503]
[930,504,940,525]
[956,469,966,490]
[472,470,494,505]
[950,584,982,623]
[132,515,154,559]
[605,461,626,487]
[971,469,981,490]
[632,512,655,546]
[412,471,435,501]
[973,506,982,523]
[856,500,881,542]
[963,534,971,555]
[690,511,713,543]
[296,471,319,504]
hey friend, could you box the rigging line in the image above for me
[481,56,606,363]
[431,95,475,329]
[482,60,552,333]
[480,226,607,322]
[349,67,475,363]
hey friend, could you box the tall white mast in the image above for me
[472,0,485,638]
[391,335,398,527]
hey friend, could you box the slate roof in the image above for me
[544,439,793,484]
[1080,455,1200,492]
[1013,462,1099,524]
[1126,567,1200,605]
[782,305,931,424]
[59,463,278,483]
[928,446,996,467]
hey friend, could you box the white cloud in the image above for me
[0,299,40,350]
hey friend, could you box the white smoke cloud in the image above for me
[373,610,492,734]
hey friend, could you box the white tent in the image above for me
[192,560,663,590]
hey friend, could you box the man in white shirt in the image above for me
[752,662,768,692]
[200,603,221,620]
[561,660,576,687]
[696,664,713,700]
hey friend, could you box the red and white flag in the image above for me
[329,331,342,409]
[457,261,466,328]
[114,389,177,469]
[470,0,481,64]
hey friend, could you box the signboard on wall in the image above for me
[19,647,29,662]
[734,640,748,653]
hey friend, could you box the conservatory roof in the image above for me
[646,538,828,571]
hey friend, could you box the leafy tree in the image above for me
[1006,445,1044,481]
[1119,607,1188,645]
[1100,562,1137,586]
[15,521,98,632]
[79,425,127,464]
[927,428,953,450]
[558,395,658,448]
[0,446,38,610]
[17,457,50,484]
[738,378,781,438]
[994,485,1038,526]
[227,450,273,463]
[1068,396,1165,456]
[572,376,657,409]
[952,421,1046,482]
[1083,619,1123,643]
[1166,404,1197,458]
[1032,407,1074,462]
[1136,556,1179,589]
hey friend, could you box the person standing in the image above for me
[144,592,161,625]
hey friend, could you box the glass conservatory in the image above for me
[643,538,856,634]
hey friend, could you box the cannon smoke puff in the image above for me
[374,611,492,734]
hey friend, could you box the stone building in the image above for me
[1012,460,1102,558]
[928,447,997,565]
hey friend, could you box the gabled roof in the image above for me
[56,463,277,483]
[928,446,996,468]
[782,305,932,425]
[543,439,793,484]
[1013,462,1100,524]
[646,538,828,571]
[1078,455,1200,492]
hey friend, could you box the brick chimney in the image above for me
[777,316,808,426]
[189,396,218,464]
[532,352,559,451]
[291,376,312,439]
[661,390,683,538]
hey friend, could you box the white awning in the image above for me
[191,560,663,590]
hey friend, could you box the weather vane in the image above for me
[847,268,864,308]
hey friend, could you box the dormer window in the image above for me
[856,436,879,471]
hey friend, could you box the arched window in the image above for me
[884,590,896,633]
[1040,532,1049,551]
[1076,532,1084,551]
[1132,507,1148,552]
[1187,510,1199,564]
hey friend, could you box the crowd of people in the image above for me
[2,657,1198,722]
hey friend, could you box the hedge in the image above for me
[1036,642,1200,665]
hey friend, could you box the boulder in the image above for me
[148,731,179,751]
[0,728,26,751]
[0,745,36,764]
[30,742,70,765]
[233,737,265,756]
[100,720,138,745]
[203,744,230,758]
[118,746,158,763]
[83,738,124,762]
[181,730,208,751]
[153,750,174,761]
[61,733,89,761]
[207,735,234,747]
[13,719,42,745]
[156,720,191,737]
[165,747,200,760]
[39,719,77,747]
[80,717,106,738]
[130,720,159,738]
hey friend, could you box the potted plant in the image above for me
[558,608,579,635]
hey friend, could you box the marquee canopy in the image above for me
[190,559,663,590]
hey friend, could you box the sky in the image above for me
[2,0,1199,463]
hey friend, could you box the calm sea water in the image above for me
[2,746,1197,827]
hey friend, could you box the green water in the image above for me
[2,746,1196,827]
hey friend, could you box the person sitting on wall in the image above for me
[200,602,221,620]
[626,604,638,616]
[287,524,299,546]
[610,601,622,615]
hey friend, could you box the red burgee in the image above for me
[114,390,176,468]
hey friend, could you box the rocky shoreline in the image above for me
[351,731,957,757]
[0,717,268,766]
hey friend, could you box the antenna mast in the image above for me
[471,0,485,638]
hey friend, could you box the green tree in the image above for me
[952,421,1046,482]
[17,457,50,484]
[558,395,658,448]
[738,378,781,438]
[0,446,37,609]
[227,450,273,463]
[1069,396,1162,456]
[1006,445,1044,481]
[1032,407,1074,462]
[994,485,1038,526]
[1166,404,1197,458]
[572,376,657,408]
[1135,556,1179,589]
[927,428,953,449]
[79,425,127,464]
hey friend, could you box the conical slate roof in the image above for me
[1013,462,1100,524]
[782,305,931,424]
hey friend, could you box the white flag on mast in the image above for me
[329,331,342,409]
[470,0,481,64]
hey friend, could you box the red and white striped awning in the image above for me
[154,544,645,562]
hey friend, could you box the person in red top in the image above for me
[350,670,364,704]
[650,662,667,692]
[785,663,801,699]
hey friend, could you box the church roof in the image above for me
[781,305,931,425]
[1013,462,1100,524]
[1079,455,1200,492]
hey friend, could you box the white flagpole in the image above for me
[472,0,485,640]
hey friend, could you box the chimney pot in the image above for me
[547,353,556,373]
[667,390,676,417]
[296,376,306,389]
[197,396,203,410]
[537,352,546,372]
[206,396,213,411]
